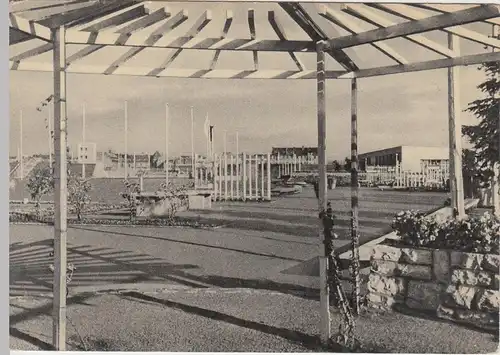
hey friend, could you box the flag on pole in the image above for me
[204,113,210,138]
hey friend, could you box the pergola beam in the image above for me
[102,9,191,75]
[74,3,148,32]
[9,13,52,41]
[209,10,233,70]
[148,11,213,77]
[10,42,53,62]
[268,11,305,70]
[325,4,500,50]
[368,4,500,50]
[339,51,500,79]
[341,4,457,58]
[116,7,171,34]
[248,9,259,71]
[410,4,500,27]
[64,29,316,52]
[319,5,407,65]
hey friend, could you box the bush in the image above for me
[68,173,92,221]
[153,182,189,222]
[26,165,54,217]
[391,210,500,253]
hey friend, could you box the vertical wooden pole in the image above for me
[124,101,128,179]
[255,154,259,198]
[219,154,223,201]
[48,105,53,170]
[447,34,465,218]
[213,156,218,200]
[191,106,195,179]
[350,77,360,315]
[267,153,271,200]
[491,25,499,216]
[261,155,265,199]
[243,152,247,201]
[165,104,169,187]
[230,155,234,199]
[19,110,23,179]
[317,40,330,345]
[81,103,86,178]
[248,155,253,199]
[52,25,68,351]
[236,132,240,199]
[224,131,228,200]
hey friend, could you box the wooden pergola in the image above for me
[9,1,500,350]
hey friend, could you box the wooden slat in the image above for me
[268,11,305,70]
[248,9,259,71]
[410,4,500,26]
[116,7,170,34]
[341,4,456,58]
[325,4,500,50]
[148,11,213,77]
[64,29,316,52]
[338,51,500,79]
[75,3,148,32]
[103,9,194,75]
[320,5,407,65]
[10,42,53,61]
[209,10,233,70]
[369,4,500,50]
[9,13,52,41]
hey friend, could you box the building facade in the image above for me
[271,146,317,158]
[359,146,449,172]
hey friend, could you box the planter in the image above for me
[367,244,499,330]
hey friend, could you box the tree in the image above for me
[331,160,342,172]
[343,157,352,171]
[122,180,141,222]
[67,171,92,221]
[27,165,54,217]
[462,62,499,184]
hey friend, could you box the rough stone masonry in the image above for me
[367,245,499,330]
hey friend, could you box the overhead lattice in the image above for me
[9,1,500,79]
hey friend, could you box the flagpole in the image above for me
[20,110,23,180]
[165,103,169,187]
[191,106,195,179]
[206,113,210,158]
[82,103,86,178]
[48,103,53,170]
[236,131,240,199]
[124,101,128,179]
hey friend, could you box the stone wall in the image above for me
[367,245,499,329]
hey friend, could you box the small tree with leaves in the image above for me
[156,182,188,222]
[67,171,92,221]
[122,180,141,222]
[27,165,54,218]
[462,62,500,186]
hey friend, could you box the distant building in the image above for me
[77,143,97,164]
[271,147,318,158]
[359,145,449,172]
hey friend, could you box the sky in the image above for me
[8,1,495,160]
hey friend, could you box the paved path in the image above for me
[10,289,498,352]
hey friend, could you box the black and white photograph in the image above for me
[7,0,500,352]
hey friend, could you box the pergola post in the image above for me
[52,25,68,351]
[316,40,330,345]
[447,33,465,218]
[350,77,360,315]
[491,24,499,217]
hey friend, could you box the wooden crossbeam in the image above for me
[11,50,499,79]
[320,5,407,65]
[248,9,259,71]
[103,9,191,75]
[280,3,358,71]
[325,4,500,50]
[410,4,500,27]
[339,51,500,79]
[74,3,148,32]
[369,4,500,50]
[268,11,305,70]
[148,11,212,77]
[64,29,315,52]
[341,4,456,58]
[9,13,52,42]
[209,10,233,70]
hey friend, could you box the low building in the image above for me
[359,145,449,172]
[272,146,317,159]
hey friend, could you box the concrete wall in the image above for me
[367,245,499,330]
